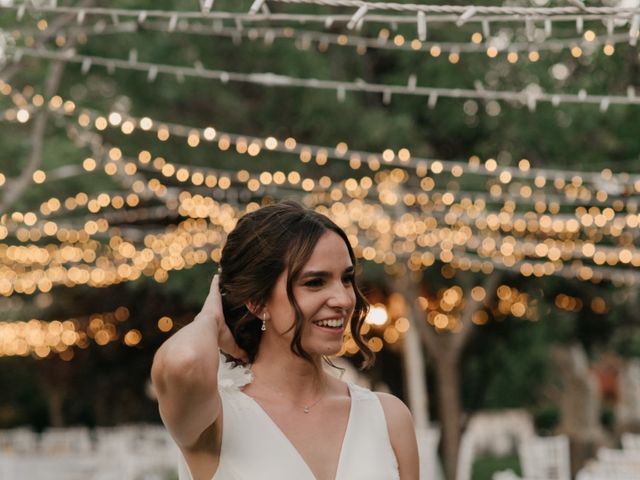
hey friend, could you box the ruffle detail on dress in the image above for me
[218,353,253,391]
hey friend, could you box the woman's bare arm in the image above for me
[151,276,246,448]
[377,392,420,480]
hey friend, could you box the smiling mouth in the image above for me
[312,318,345,330]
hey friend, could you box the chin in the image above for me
[304,341,343,357]
[320,342,344,357]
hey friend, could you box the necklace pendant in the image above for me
[303,405,310,414]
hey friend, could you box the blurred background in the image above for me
[1,1,640,479]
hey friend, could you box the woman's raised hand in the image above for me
[198,275,248,363]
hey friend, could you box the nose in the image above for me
[327,281,355,312]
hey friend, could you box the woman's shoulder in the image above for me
[340,381,411,423]
[373,391,419,473]
[374,391,414,429]
[337,379,408,415]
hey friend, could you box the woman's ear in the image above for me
[245,301,261,318]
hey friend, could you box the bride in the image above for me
[151,201,419,479]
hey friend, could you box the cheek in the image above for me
[348,289,357,308]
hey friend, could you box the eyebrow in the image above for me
[299,267,354,279]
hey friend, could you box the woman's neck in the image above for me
[249,345,328,402]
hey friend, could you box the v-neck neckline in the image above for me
[237,383,355,480]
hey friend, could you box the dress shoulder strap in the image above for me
[347,382,376,401]
[336,383,400,480]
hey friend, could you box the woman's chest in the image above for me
[258,401,351,480]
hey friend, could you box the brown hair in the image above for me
[219,201,373,368]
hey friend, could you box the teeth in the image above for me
[315,319,344,328]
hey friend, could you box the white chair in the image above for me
[416,427,441,480]
[0,428,38,454]
[455,431,475,480]
[576,459,640,480]
[621,432,640,451]
[0,453,99,480]
[492,469,522,480]
[95,424,179,479]
[518,435,571,480]
[597,446,640,462]
[576,471,639,480]
[0,425,179,480]
[572,443,640,480]
[95,426,140,456]
[40,427,92,454]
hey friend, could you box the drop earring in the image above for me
[261,312,267,332]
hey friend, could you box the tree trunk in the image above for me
[405,272,502,480]
[616,358,640,432]
[553,344,608,475]
[403,322,436,480]
[402,314,430,430]
[47,388,65,428]
[434,351,461,480]
[393,276,438,479]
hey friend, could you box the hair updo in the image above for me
[218,201,373,367]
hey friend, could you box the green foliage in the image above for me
[472,454,521,480]
[532,404,560,434]
[600,405,615,430]
[0,357,49,429]
[462,316,553,410]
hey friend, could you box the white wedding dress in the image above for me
[177,358,400,480]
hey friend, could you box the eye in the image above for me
[342,273,355,284]
[303,278,325,287]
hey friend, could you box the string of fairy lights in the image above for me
[2,83,635,258]
[2,83,637,193]
[8,18,635,59]
[3,146,637,263]
[3,0,639,73]
[4,184,638,286]
[3,1,640,113]
[78,110,638,192]
[0,306,183,359]
[0,3,638,361]
[10,46,640,111]
[3,2,640,29]
[0,306,135,359]
[1,213,624,357]
[5,121,639,258]
[2,151,638,296]
[1,83,639,288]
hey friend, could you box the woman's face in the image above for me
[263,230,356,357]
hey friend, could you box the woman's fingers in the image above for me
[204,275,223,311]
[197,275,224,324]
[204,275,249,362]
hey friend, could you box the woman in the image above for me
[151,201,419,480]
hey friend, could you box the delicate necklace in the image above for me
[303,395,323,414]
[251,370,326,413]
